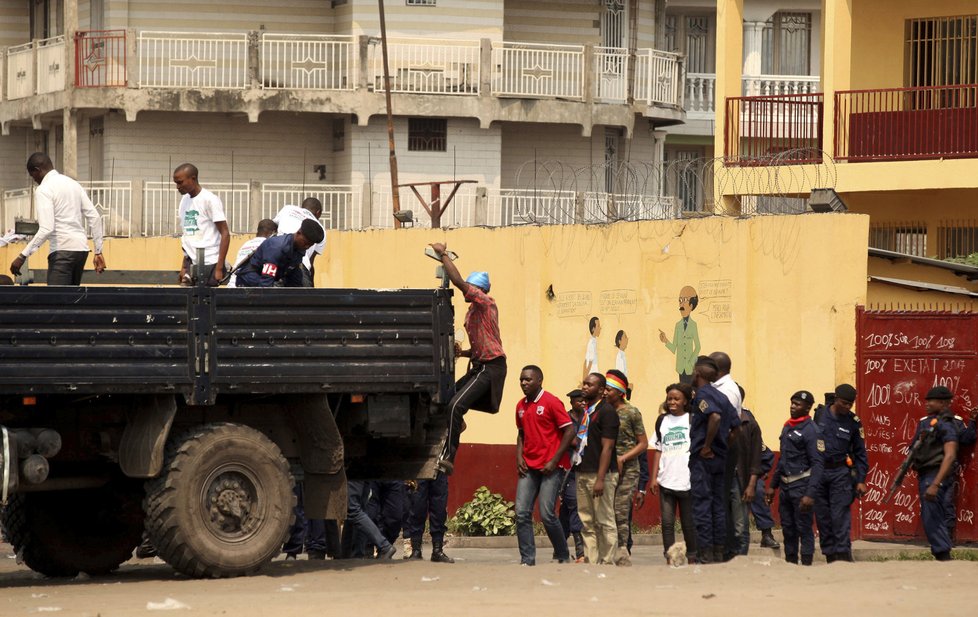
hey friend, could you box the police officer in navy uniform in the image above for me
[765,391,824,566]
[236,218,323,287]
[813,384,869,563]
[689,355,739,564]
[911,386,960,561]
[946,407,977,542]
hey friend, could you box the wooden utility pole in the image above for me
[378,0,402,228]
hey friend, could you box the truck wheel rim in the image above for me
[200,463,264,543]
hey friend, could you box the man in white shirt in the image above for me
[709,351,742,414]
[228,219,277,288]
[174,163,230,286]
[272,197,326,287]
[10,153,105,285]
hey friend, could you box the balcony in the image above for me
[682,73,819,120]
[723,93,824,166]
[835,84,978,162]
[0,30,684,131]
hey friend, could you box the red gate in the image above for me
[856,308,977,541]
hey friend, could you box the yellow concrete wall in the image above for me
[0,214,869,447]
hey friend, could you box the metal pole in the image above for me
[378,0,402,229]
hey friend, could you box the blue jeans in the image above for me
[726,476,750,556]
[751,477,775,531]
[341,480,391,558]
[515,469,569,564]
[558,469,582,537]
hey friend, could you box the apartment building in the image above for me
[0,0,685,236]
[714,0,978,303]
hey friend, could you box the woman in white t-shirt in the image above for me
[651,383,696,564]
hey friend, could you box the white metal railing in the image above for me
[370,38,481,95]
[488,189,577,226]
[2,187,33,234]
[491,42,583,100]
[634,48,681,107]
[594,47,629,103]
[261,184,363,231]
[581,192,680,223]
[142,181,249,236]
[35,35,66,95]
[6,42,35,100]
[81,181,132,238]
[261,33,355,91]
[743,75,820,97]
[685,72,716,116]
[138,31,248,89]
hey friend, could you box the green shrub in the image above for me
[448,486,516,536]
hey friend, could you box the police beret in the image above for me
[925,386,954,400]
[566,389,584,399]
[791,390,814,405]
[834,383,857,403]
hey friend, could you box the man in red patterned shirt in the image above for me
[429,242,507,475]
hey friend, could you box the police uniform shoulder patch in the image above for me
[816,439,826,452]
[852,414,861,424]
[859,427,864,439]
[699,400,709,412]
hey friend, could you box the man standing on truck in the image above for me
[174,163,230,286]
[273,198,326,287]
[428,242,507,476]
[10,153,106,285]
[236,219,324,288]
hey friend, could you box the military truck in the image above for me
[0,283,454,578]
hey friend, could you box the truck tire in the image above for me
[144,423,295,578]
[1,479,145,577]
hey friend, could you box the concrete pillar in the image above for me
[64,0,78,90]
[62,107,78,178]
[249,180,263,232]
[358,36,371,91]
[360,182,372,229]
[583,43,595,105]
[714,0,744,214]
[248,31,260,89]
[130,178,144,237]
[653,129,667,196]
[473,186,488,226]
[822,0,852,163]
[1,46,7,101]
[126,28,137,87]
[742,21,765,83]
[479,38,491,96]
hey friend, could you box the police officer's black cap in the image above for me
[790,390,814,405]
[694,355,719,371]
[299,218,325,245]
[925,386,954,400]
[566,389,584,399]
[834,383,857,403]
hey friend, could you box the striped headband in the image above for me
[606,373,627,394]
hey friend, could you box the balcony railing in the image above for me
[81,181,132,237]
[75,30,127,87]
[6,41,37,100]
[370,38,481,96]
[261,33,355,91]
[743,75,820,97]
[835,84,978,162]
[491,42,584,100]
[1,187,33,233]
[261,184,363,230]
[724,93,824,166]
[36,36,66,95]
[138,31,248,89]
[685,73,716,116]
[634,49,682,107]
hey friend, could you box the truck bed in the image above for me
[0,286,455,404]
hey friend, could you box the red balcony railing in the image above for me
[724,93,824,166]
[75,30,127,87]
[835,84,978,162]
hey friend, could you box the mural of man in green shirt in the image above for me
[658,285,701,385]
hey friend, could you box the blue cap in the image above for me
[465,271,490,292]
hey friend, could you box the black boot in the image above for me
[135,535,157,559]
[759,529,780,549]
[713,545,726,563]
[801,554,813,566]
[785,554,798,564]
[935,551,953,562]
[431,540,454,563]
[573,532,585,560]
[838,552,854,562]
[826,553,837,564]
[405,538,423,560]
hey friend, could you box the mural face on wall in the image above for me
[615,329,628,377]
[658,285,701,385]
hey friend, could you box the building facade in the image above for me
[0,0,686,235]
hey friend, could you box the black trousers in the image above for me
[47,250,88,285]
[442,359,504,463]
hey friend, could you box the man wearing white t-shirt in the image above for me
[273,197,326,287]
[174,163,230,286]
[228,219,277,288]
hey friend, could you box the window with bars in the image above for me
[664,13,715,74]
[408,118,447,152]
[905,15,978,88]
[870,223,928,257]
[761,12,812,76]
[938,222,978,259]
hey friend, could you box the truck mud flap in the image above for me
[119,395,178,478]
[287,394,346,520]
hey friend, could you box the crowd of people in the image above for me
[7,154,977,566]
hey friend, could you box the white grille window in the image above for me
[762,12,812,76]
[663,13,715,74]
[406,0,436,6]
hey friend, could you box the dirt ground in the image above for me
[0,544,972,616]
